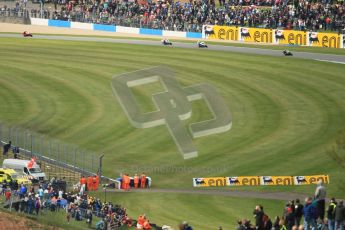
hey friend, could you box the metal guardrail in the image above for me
[1,139,120,187]
[0,122,120,188]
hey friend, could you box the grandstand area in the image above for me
[1,0,345,229]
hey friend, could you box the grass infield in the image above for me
[0,37,344,228]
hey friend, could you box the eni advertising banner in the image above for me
[273,29,307,46]
[193,177,228,187]
[193,175,329,187]
[202,25,238,41]
[228,176,261,186]
[260,176,294,186]
[307,32,341,48]
[293,175,329,185]
[203,24,344,49]
[238,27,273,43]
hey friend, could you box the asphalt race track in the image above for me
[1,33,345,64]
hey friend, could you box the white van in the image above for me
[2,159,46,182]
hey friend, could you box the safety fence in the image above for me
[28,18,345,48]
[30,17,203,38]
[0,122,101,181]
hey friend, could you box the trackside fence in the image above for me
[0,122,118,186]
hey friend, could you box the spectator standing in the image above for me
[137,214,146,229]
[295,199,304,226]
[314,180,327,220]
[5,188,11,202]
[180,221,193,230]
[38,186,44,201]
[66,203,72,223]
[273,216,281,230]
[19,184,27,199]
[279,219,287,230]
[143,218,152,230]
[35,197,41,215]
[20,197,26,213]
[237,220,246,230]
[3,141,11,156]
[86,208,93,227]
[335,201,345,230]
[263,214,272,230]
[284,203,295,230]
[253,205,264,230]
[58,189,63,199]
[327,198,337,230]
[28,195,34,214]
[303,197,317,230]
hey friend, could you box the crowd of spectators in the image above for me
[237,181,345,230]
[0,0,337,33]
[0,175,170,229]
[0,179,135,229]
[236,197,345,230]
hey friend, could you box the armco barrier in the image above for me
[162,30,186,38]
[71,22,93,30]
[187,32,203,39]
[93,24,116,32]
[48,19,71,28]
[116,26,139,34]
[30,18,48,26]
[139,28,163,36]
[28,18,345,49]
[30,18,203,39]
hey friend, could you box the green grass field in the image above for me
[0,37,345,229]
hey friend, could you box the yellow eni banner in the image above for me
[203,25,345,49]
[260,176,294,186]
[308,32,341,48]
[193,177,228,187]
[202,25,238,41]
[193,175,329,187]
[293,175,329,185]
[228,176,261,186]
[274,29,307,46]
[238,27,273,43]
